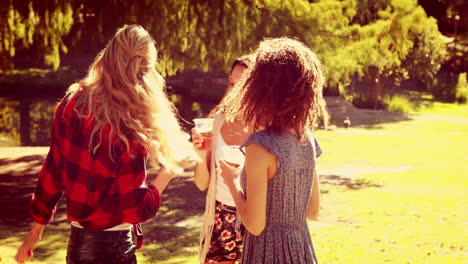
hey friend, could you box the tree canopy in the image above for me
[1,0,449,99]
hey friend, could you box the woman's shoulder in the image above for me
[242,130,280,156]
[245,130,269,142]
[249,130,291,141]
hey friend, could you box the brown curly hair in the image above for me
[221,37,329,138]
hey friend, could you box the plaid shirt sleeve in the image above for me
[29,94,162,228]
[114,144,161,224]
[30,104,64,225]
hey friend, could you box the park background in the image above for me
[0,0,467,263]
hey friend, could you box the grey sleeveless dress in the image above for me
[240,130,322,264]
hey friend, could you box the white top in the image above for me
[71,221,132,231]
[214,130,244,206]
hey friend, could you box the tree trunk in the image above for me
[372,77,385,109]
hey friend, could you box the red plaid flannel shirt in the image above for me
[30,93,161,231]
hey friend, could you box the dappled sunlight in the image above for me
[0,152,48,227]
[136,175,204,262]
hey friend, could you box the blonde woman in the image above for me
[192,55,254,264]
[15,25,190,264]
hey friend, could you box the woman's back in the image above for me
[240,130,320,264]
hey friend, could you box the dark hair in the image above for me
[221,37,329,138]
[208,53,255,117]
[230,54,254,73]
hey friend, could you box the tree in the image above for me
[1,0,448,104]
[0,0,74,70]
[322,0,446,107]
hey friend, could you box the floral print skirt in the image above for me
[205,200,245,263]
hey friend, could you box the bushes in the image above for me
[346,93,414,113]
[347,93,387,110]
[29,100,56,146]
[384,95,413,113]
[427,67,468,104]
[428,70,459,101]
[0,100,20,145]
[0,99,56,146]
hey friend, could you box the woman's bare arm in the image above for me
[193,151,211,191]
[221,143,273,235]
[307,169,320,220]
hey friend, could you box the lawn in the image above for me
[312,102,468,264]
[0,102,467,263]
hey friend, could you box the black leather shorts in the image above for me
[66,226,137,264]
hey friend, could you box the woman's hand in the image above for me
[219,160,241,189]
[191,128,209,159]
[15,222,45,263]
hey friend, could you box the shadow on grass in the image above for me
[137,175,205,262]
[320,174,383,190]
[4,154,391,262]
[152,175,205,224]
[0,155,46,227]
[0,154,69,263]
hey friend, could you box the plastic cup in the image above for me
[222,145,244,168]
[193,118,214,150]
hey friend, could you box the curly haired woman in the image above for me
[220,37,328,264]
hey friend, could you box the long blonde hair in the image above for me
[67,24,187,173]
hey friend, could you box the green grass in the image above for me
[312,101,468,264]
[1,101,467,263]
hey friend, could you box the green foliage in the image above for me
[316,0,447,106]
[347,93,387,110]
[29,100,55,146]
[352,0,391,25]
[400,9,446,89]
[0,1,75,70]
[428,69,459,101]
[0,98,56,146]
[383,94,413,113]
[347,92,415,113]
[0,99,20,145]
[0,0,448,101]
[455,72,468,104]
